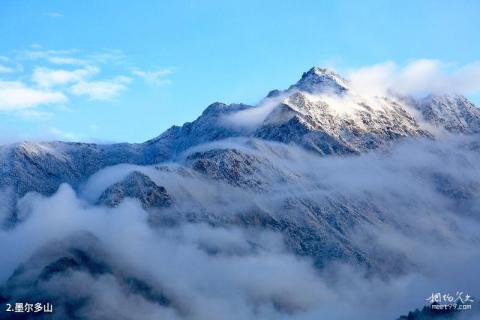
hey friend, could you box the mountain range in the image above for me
[1,67,479,319]
[1,67,479,200]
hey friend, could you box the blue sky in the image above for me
[0,0,479,143]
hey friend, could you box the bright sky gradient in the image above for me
[0,0,479,143]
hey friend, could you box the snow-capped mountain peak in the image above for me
[290,67,349,94]
[413,94,480,134]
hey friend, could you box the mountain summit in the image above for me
[291,67,349,94]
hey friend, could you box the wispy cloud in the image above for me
[32,66,99,88]
[42,11,63,18]
[16,109,53,120]
[20,49,79,61]
[20,48,126,67]
[0,65,15,74]
[0,46,172,115]
[87,49,126,65]
[348,59,480,97]
[0,56,22,74]
[132,68,173,86]
[47,56,89,65]
[0,81,67,111]
[0,47,137,109]
[47,127,78,140]
[70,76,131,100]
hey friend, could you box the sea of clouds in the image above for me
[1,134,479,319]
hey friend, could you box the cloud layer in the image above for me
[348,59,480,97]
[0,81,67,111]
[1,135,479,319]
[0,46,174,112]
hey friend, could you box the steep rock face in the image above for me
[184,148,288,190]
[253,68,438,154]
[255,91,430,155]
[0,141,146,198]
[289,67,349,94]
[255,103,356,155]
[97,171,172,209]
[414,94,480,134]
[143,102,253,162]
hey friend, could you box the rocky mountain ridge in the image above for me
[1,67,479,203]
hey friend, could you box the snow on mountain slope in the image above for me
[289,67,349,94]
[413,94,480,134]
[96,171,173,209]
[143,102,252,162]
[0,66,479,205]
[0,141,145,197]
[254,90,430,155]
[1,67,480,320]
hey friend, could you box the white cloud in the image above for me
[70,76,131,100]
[32,66,99,88]
[222,93,288,130]
[0,47,138,115]
[0,56,22,74]
[0,81,67,111]
[21,49,79,61]
[20,47,90,67]
[43,11,63,18]
[48,127,78,140]
[47,56,89,65]
[16,109,53,120]
[0,65,15,74]
[22,48,127,66]
[348,59,480,97]
[87,49,126,64]
[132,68,173,86]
